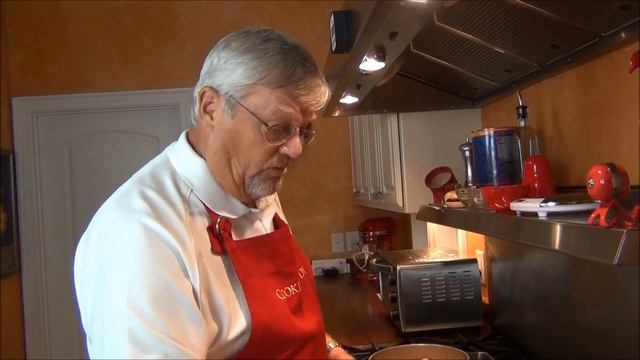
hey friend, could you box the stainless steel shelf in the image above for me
[416,205,639,266]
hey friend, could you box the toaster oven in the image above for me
[370,249,483,332]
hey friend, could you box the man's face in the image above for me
[212,86,315,202]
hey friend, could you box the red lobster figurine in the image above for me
[586,163,639,229]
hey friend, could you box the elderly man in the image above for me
[74,27,352,359]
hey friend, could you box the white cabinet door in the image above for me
[12,89,191,359]
[348,113,403,210]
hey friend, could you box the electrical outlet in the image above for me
[345,231,361,251]
[476,249,487,285]
[331,232,345,253]
[311,258,349,276]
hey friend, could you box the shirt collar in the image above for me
[168,130,251,219]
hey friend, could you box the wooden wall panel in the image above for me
[481,42,640,186]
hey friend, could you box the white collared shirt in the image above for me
[74,131,284,358]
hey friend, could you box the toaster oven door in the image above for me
[397,260,483,332]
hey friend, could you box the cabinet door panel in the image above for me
[367,115,383,198]
[378,113,403,209]
[349,116,370,200]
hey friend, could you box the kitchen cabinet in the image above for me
[349,113,403,210]
[348,109,481,213]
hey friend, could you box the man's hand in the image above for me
[325,334,354,360]
[328,345,354,360]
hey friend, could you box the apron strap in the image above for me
[272,212,287,229]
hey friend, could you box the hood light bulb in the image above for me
[359,45,386,72]
[339,94,359,104]
[359,56,386,72]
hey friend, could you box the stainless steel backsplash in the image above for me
[486,236,639,359]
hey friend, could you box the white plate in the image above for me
[510,198,598,218]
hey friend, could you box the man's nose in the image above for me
[279,134,303,159]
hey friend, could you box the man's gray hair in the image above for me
[191,27,330,124]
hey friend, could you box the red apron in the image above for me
[205,207,328,359]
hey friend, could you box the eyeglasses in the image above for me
[228,95,316,146]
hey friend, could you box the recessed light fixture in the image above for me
[339,94,359,104]
[359,45,386,72]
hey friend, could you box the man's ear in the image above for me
[197,87,221,125]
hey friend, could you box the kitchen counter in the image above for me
[315,273,493,349]
[315,274,401,347]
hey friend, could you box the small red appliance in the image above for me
[586,162,639,229]
[353,217,396,281]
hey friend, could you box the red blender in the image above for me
[352,217,396,280]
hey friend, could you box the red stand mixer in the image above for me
[352,217,396,280]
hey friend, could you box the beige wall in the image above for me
[482,42,640,186]
[0,1,414,358]
[4,1,332,97]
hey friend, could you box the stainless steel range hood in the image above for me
[322,0,639,117]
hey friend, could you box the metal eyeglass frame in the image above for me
[227,95,316,145]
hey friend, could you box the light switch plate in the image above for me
[331,232,345,253]
[345,231,361,251]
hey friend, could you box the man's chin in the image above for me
[247,175,285,200]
